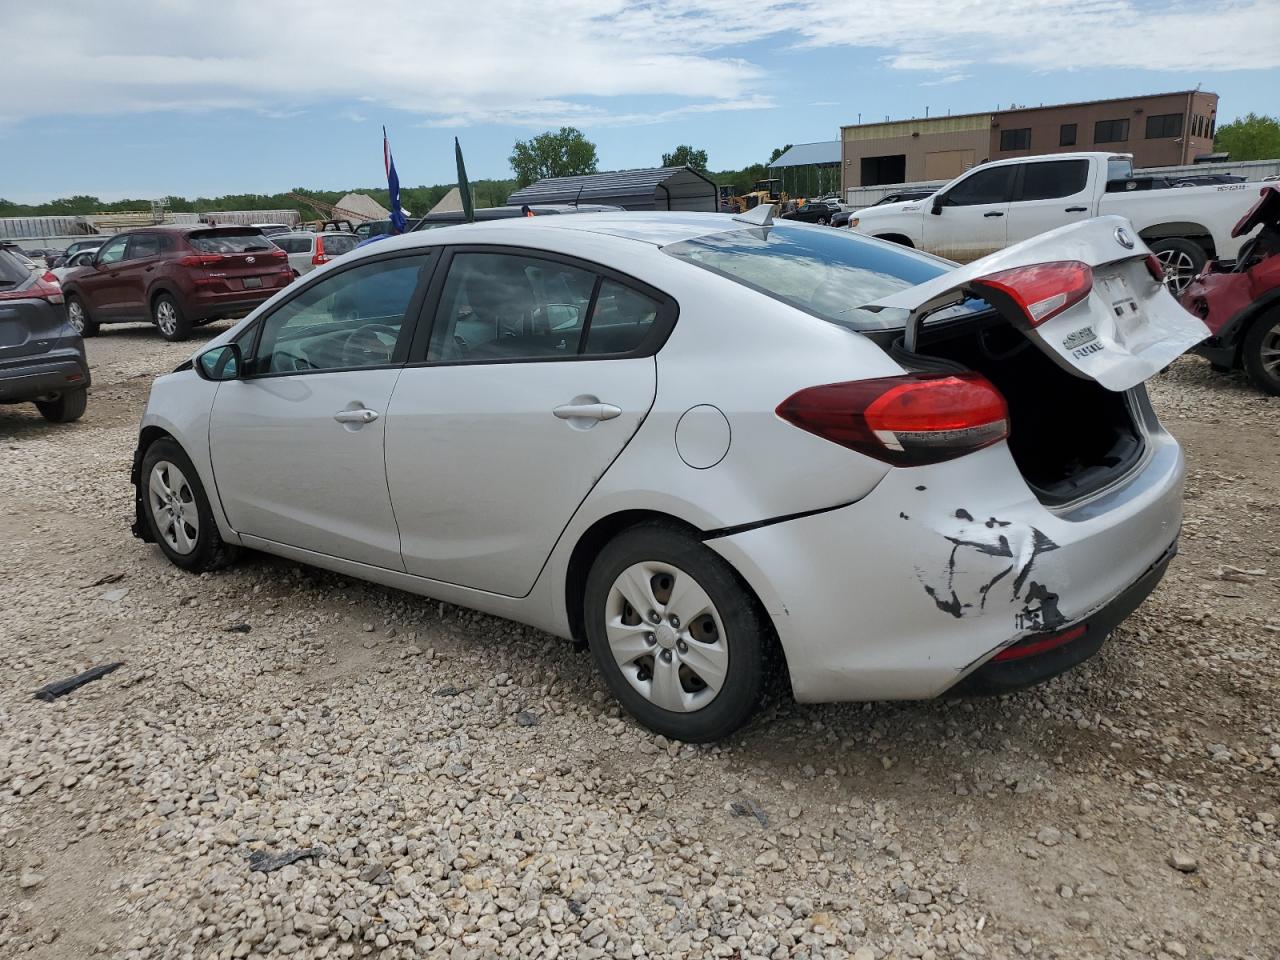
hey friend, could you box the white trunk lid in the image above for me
[868,216,1210,391]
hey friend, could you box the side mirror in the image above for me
[196,343,242,381]
[930,196,945,215]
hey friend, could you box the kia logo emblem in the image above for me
[1114,227,1135,250]
[246,255,256,263]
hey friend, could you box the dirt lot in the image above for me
[1,323,1278,960]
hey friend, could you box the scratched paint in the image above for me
[912,509,1065,632]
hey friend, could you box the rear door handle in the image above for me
[983,211,1004,218]
[554,403,621,422]
[333,408,379,424]
[1065,206,1088,212]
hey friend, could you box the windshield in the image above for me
[662,224,949,331]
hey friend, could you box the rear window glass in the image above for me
[188,230,276,254]
[275,237,313,254]
[662,225,948,332]
[0,249,31,286]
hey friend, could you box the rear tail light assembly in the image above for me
[0,271,64,304]
[991,623,1088,662]
[311,236,329,266]
[1144,253,1166,283]
[776,372,1010,467]
[969,260,1093,327]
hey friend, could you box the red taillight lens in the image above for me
[970,260,1093,327]
[269,248,287,260]
[0,272,65,304]
[1145,254,1165,283]
[991,624,1087,662]
[178,254,224,266]
[776,372,1009,466]
[311,236,328,265]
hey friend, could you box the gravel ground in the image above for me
[1,323,1278,960]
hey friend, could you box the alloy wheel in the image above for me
[1260,320,1280,378]
[148,460,199,554]
[605,561,728,713]
[1155,248,1197,293]
[155,300,178,337]
[67,300,86,335]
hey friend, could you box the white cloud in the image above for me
[7,0,1277,126]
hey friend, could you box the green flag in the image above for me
[455,137,475,223]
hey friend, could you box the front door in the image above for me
[78,234,131,318]
[209,251,434,568]
[117,232,166,318]
[386,249,666,597]
[924,164,1014,262]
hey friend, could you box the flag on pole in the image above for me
[384,127,407,233]
[455,137,475,224]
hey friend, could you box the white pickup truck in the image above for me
[849,152,1260,290]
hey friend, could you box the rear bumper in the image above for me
[0,350,91,402]
[707,430,1185,703]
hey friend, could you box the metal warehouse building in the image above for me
[507,166,718,211]
[841,90,1221,192]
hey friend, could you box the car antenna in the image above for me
[571,183,584,208]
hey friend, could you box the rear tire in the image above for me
[583,523,771,741]
[1241,310,1280,396]
[66,295,99,337]
[35,389,87,423]
[1148,238,1207,294]
[140,438,239,572]
[152,293,191,342]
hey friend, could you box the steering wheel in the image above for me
[341,324,398,367]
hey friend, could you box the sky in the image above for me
[4,0,1279,204]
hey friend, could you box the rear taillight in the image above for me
[991,623,1087,661]
[178,254,224,266]
[0,272,64,304]
[970,260,1092,327]
[311,236,328,265]
[1144,254,1165,283]
[269,248,287,260]
[776,372,1009,466]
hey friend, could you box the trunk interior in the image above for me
[898,311,1145,505]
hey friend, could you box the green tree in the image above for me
[1214,113,1280,162]
[509,127,599,188]
[662,145,708,169]
[768,144,794,164]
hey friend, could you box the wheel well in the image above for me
[149,286,177,311]
[874,233,915,248]
[1138,224,1216,259]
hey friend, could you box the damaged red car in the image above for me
[1181,186,1280,394]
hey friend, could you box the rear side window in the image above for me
[946,166,1014,206]
[1018,159,1089,201]
[586,281,659,354]
[663,225,948,332]
[128,234,163,259]
[276,237,313,254]
[188,229,275,254]
[322,234,358,256]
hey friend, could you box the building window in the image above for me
[1094,119,1130,144]
[1000,127,1031,151]
[1059,123,1077,147]
[1145,114,1184,139]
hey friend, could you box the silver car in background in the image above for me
[130,212,1206,740]
[272,231,360,276]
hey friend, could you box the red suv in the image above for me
[60,225,293,341]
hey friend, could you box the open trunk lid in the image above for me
[864,216,1209,391]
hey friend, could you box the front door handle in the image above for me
[554,402,621,422]
[983,211,1004,218]
[333,408,379,424]
[1065,206,1088,212]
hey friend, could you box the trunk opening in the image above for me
[895,311,1146,505]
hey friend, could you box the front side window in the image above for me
[1094,119,1130,143]
[663,225,949,332]
[1146,113,1184,139]
[946,166,1014,206]
[428,252,597,362]
[1018,159,1089,201]
[1059,123,1077,146]
[999,128,1031,151]
[253,254,431,374]
[97,235,129,265]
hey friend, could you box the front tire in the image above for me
[35,389,87,423]
[583,523,771,741]
[66,295,99,337]
[140,438,238,571]
[152,293,191,342]
[1149,238,1207,294]
[1241,310,1280,396]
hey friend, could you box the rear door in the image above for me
[1003,158,1096,244]
[117,232,165,317]
[886,216,1210,391]
[923,164,1014,262]
[185,228,288,295]
[385,247,668,596]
